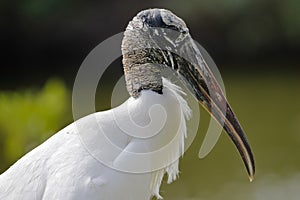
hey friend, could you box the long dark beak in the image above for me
[175,36,255,181]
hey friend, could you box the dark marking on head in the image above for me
[137,9,183,33]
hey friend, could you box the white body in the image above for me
[0,79,191,200]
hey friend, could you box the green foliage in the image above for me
[279,0,300,42]
[21,0,66,16]
[0,78,70,173]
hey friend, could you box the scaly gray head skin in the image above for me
[121,8,255,181]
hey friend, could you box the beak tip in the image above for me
[248,175,254,182]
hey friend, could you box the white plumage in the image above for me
[0,79,191,200]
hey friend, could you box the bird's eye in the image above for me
[162,16,187,34]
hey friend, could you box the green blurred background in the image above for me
[1,0,300,199]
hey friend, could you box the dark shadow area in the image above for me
[1,0,299,89]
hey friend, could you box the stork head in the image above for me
[121,8,255,181]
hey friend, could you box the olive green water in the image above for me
[1,72,300,200]
[157,72,300,200]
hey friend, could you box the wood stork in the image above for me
[0,8,255,200]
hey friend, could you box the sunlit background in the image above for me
[1,0,300,199]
